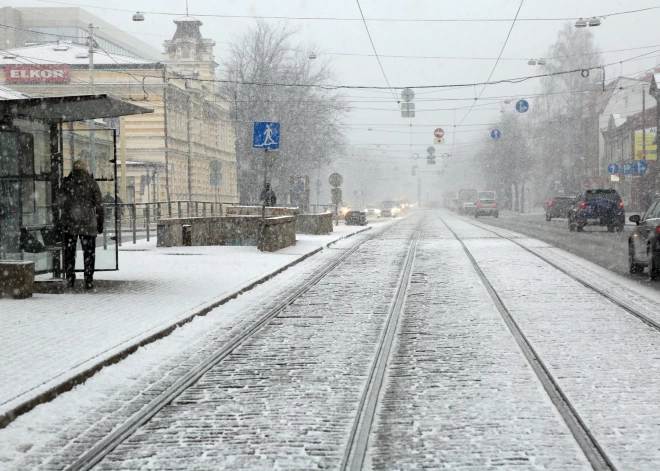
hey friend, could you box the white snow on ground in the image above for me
[0,220,392,470]
[0,223,376,421]
[443,212,660,469]
[366,216,591,470]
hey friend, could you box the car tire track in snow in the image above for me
[63,218,408,471]
[340,227,420,471]
[438,214,616,471]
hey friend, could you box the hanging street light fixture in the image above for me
[132,11,145,21]
[575,18,588,28]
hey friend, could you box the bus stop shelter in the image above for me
[0,94,153,276]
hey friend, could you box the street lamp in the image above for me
[575,18,588,28]
[537,58,547,66]
[132,11,145,21]
[588,17,601,27]
[527,59,536,66]
[308,52,317,60]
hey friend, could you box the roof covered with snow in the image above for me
[0,42,159,67]
[0,84,30,100]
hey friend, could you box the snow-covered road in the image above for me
[5,210,660,470]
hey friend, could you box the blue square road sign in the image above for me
[253,122,280,150]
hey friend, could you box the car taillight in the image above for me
[477,203,483,207]
[548,200,554,207]
[579,202,586,210]
[492,203,497,207]
[619,201,624,209]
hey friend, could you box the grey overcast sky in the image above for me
[10,0,660,179]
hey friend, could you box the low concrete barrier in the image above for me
[157,215,296,252]
[259,216,297,252]
[0,261,34,299]
[296,213,333,235]
[225,206,298,217]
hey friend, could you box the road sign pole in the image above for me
[259,148,269,251]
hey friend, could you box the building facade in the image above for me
[0,16,238,206]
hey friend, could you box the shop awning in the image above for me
[0,94,153,122]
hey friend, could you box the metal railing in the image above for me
[107,200,228,245]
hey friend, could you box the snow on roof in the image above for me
[0,84,30,100]
[0,42,157,67]
[612,113,626,128]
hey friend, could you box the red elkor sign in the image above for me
[4,65,71,84]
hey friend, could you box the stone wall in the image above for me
[225,206,298,217]
[157,215,296,252]
[296,213,333,235]
[0,261,34,299]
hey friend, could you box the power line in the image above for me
[354,0,401,120]
[458,0,524,126]
[32,0,660,23]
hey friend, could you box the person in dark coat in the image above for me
[59,160,104,289]
[260,183,277,206]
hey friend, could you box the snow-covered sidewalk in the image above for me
[0,224,373,425]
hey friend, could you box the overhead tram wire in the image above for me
[31,0,660,22]
[458,0,524,127]
[354,0,405,124]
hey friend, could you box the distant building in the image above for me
[0,6,160,60]
[0,15,238,207]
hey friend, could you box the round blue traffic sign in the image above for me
[491,129,502,140]
[633,160,648,175]
[607,163,619,174]
[516,99,529,113]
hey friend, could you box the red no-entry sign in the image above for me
[434,128,444,138]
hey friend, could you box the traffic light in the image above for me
[427,156,436,165]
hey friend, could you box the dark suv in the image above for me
[629,196,660,280]
[568,189,625,232]
[546,196,574,221]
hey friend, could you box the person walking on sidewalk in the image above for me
[59,160,104,290]
[260,183,277,206]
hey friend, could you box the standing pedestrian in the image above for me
[260,183,277,206]
[59,160,104,290]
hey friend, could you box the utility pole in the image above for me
[642,85,647,209]
[88,23,96,177]
[162,67,171,211]
[186,92,193,205]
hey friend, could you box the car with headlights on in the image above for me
[474,199,499,218]
[365,204,381,217]
[379,200,400,218]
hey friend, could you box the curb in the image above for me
[327,226,372,247]
[0,246,322,429]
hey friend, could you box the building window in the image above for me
[210,160,222,187]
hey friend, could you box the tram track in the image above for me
[438,214,617,471]
[341,229,420,471]
[461,215,660,332]
[63,217,416,471]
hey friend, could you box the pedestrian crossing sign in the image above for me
[253,122,280,150]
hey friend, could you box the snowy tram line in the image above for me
[438,212,660,469]
[13,210,660,470]
[366,216,593,470]
[66,216,423,470]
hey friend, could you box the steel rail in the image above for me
[439,215,616,471]
[341,228,421,471]
[65,219,405,471]
[463,216,660,332]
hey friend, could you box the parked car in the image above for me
[474,199,499,218]
[568,189,625,232]
[365,204,381,217]
[462,201,477,215]
[546,196,574,221]
[629,196,660,279]
[380,200,400,218]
